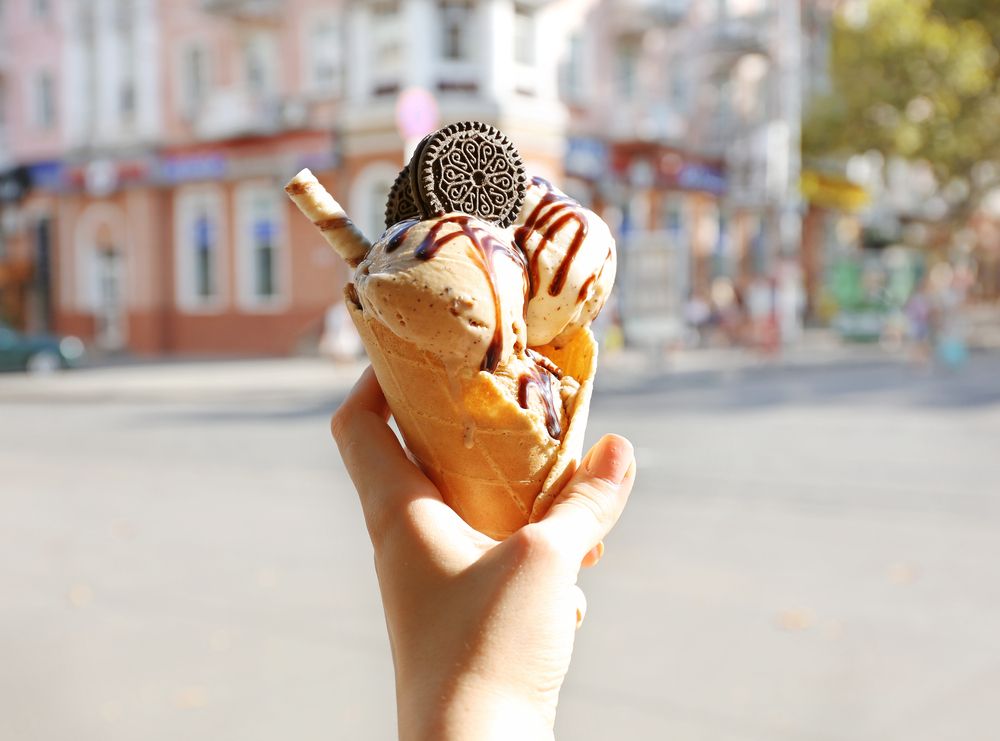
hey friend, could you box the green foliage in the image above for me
[803,0,1000,211]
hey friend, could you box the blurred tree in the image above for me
[803,0,1000,224]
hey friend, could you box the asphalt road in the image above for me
[1,352,999,741]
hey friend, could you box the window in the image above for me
[120,81,136,121]
[616,44,638,98]
[562,32,586,101]
[514,6,535,65]
[670,65,690,112]
[716,211,729,255]
[440,1,473,61]
[371,1,402,95]
[181,45,209,115]
[175,187,225,310]
[35,71,56,129]
[118,1,137,125]
[309,18,341,93]
[663,195,686,243]
[193,211,216,299]
[236,185,284,307]
[244,33,278,97]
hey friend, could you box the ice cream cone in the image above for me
[346,287,597,539]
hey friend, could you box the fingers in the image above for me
[331,366,439,544]
[537,435,636,564]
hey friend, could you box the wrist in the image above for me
[398,674,555,741]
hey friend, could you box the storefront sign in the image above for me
[676,163,726,195]
[801,170,868,212]
[27,162,66,192]
[61,158,153,193]
[565,137,610,180]
[158,154,227,184]
[613,146,727,194]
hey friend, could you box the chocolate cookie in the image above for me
[411,121,526,228]
[384,164,421,228]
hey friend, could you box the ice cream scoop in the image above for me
[355,214,529,375]
[513,177,617,346]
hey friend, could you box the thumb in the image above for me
[536,435,636,563]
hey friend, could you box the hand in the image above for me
[332,367,636,741]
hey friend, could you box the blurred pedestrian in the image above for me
[319,301,363,362]
[683,292,712,347]
[904,280,933,365]
[928,262,968,369]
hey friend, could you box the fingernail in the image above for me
[585,435,633,485]
[585,541,605,566]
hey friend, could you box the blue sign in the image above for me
[159,154,227,184]
[27,162,66,191]
[677,163,726,195]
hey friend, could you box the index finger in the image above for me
[331,366,439,543]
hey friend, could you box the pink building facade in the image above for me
[1,0,804,356]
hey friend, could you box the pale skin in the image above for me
[332,366,636,740]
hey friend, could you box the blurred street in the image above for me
[2,349,999,741]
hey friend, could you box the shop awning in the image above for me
[801,170,869,212]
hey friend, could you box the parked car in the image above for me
[0,322,85,373]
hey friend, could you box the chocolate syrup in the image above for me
[513,177,590,299]
[526,348,564,379]
[517,361,562,439]
[384,215,526,372]
[314,216,352,232]
[384,219,419,253]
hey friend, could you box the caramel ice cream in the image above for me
[514,177,617,346]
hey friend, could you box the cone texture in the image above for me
[347,289,596,539]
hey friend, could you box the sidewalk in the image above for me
[598,328,906,381]
[0,356,368,403]
[0,330,909,404]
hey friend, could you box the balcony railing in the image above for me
[201,0,282,20]
[194,88,286,140]
[613,0,690,35]
[711,12,771,55]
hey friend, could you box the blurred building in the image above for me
[0,0,345,354]
[0,0,829,355]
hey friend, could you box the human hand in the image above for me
[332,367,636,741]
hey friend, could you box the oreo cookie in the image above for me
[410,121,526,229]
[384,164,421,228]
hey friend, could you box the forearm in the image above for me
[397,677,556,741]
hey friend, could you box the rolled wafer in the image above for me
[285,169,372,267]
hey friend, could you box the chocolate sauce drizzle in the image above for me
[517,359,562,439]
[314,216,352,232]
[514,177,591,299]
[383,215,526,373]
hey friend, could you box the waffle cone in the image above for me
[346,288,596,539]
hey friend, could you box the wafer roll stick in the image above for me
[285,169,372,266]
